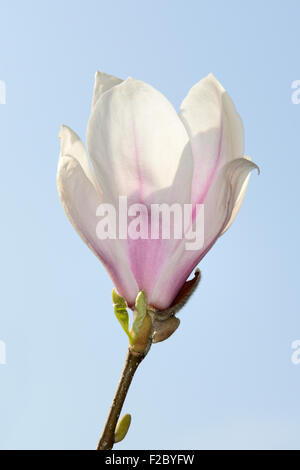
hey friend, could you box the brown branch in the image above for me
[96,348,147,450]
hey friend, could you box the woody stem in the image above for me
[96,348,146,450]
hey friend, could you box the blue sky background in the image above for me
[0,0,300,450]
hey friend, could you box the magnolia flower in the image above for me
[57,72,258,311]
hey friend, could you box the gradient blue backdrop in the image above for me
[0,0,299,450]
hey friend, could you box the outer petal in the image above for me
[91,71,123,110]
[87,77,192,206]
[221,156,259,234]
[57,126,139,305]
[149,157,259,309]
[59,125,94,183]
[179,74,244,208]
[86,78,194,301]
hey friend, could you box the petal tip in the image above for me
[94,70,107,82]
[206,73,225,92]
[59,124,68,140]
[91,71,124,109]
[207,72,216,80]
[243,155,260,175]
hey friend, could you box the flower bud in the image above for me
[114,414,131,444]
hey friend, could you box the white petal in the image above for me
[59,125,95,185]
[221,156,260,234]
[57,130,139,306]
[57,154,103,259]
[87,77,192,207]
[179,73,244,206]
[149,157,259,308]
[91,71,123,110]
